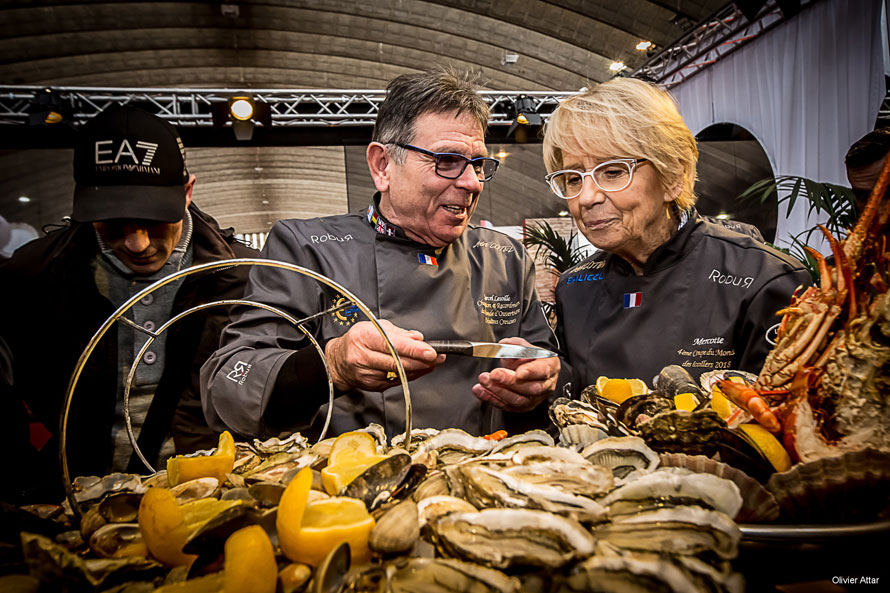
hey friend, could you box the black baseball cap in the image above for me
[72,105,189,223]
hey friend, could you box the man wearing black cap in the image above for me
[0,106,256,503]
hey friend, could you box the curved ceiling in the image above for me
[0,0,728,234]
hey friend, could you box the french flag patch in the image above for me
[418,253,438,267]
[624,292,642,308]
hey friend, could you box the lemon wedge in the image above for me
[277,466,374,566]
[167,431,235,487]
[288,497,375,566]
[674,392,700,412]
[322,431,387,495]
[138,487,198,567]
[737,423,792,473]
[327,431,377,466]
[224,525,277,593]
[710,384,739,419]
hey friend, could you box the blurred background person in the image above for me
[0,106,256,503]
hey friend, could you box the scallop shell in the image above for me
[659,453,779,523]
[766,448,890,524]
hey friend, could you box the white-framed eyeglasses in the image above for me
[545,158,648,199]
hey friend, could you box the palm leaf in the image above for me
[522,221,586,274]
[739,175,858,239]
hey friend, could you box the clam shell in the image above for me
[169,477,220,503]
[369,500,420,554]
[659,453,779,523]
[89,523,145,558]
[413,472,450,501]
[766,448,890,524]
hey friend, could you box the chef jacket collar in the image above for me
[607,207,704,276]
[366,193,411,240]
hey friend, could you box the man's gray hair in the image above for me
[372,70,490,163]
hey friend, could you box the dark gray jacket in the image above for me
[201,198,557,439]
[555,210,811,393]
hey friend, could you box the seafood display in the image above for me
[726,157,890,463]
[6,418,751,592]
[7,167,889,590]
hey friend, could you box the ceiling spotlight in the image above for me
[558,210,569,217]
[507,95,543,143]
[230,97,254,121]
[636,40,653,51]
[609,61,626,72]
[18,196,31,203]
[716,212,732,220]
[496,150,509,159]
[211,95,272,141]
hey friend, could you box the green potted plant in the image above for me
[739,176,858,282]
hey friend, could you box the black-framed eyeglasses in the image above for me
[396,143,500,182]
[545,158,648,199]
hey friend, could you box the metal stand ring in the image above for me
[60,258,412,521]
[123,299,333,474]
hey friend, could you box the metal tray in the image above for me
[740,519,890,542]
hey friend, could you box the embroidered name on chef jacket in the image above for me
[418,253,438,267]
[624,292,642,308]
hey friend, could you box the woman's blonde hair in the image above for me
[542,78,698,211]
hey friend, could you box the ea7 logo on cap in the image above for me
[95,140,160,167]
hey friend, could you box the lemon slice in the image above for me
[167,431,235,487]
[710,384,739,419]
[224,525,277,593]
[138,487,197,567]
[323,431,387,495]
[277,467,314,563]
[599,379,633,404]
[327,431,378,466]
[288,497,375,566]
[626,378,649,396]
[674,392,699,412]
[596,376,648,404]
[737,423,792,473]
[321,455,388,495]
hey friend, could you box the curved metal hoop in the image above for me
[124,299,333,474]
[60,258,413,520]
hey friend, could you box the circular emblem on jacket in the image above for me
[331,294,360,326]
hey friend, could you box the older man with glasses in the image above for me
[201,70,560,441]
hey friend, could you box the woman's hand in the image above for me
[471,337,560,413]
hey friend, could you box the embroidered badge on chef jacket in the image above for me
[331,294,360,326]
[624,292,642,308]
[418,253,438,267]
